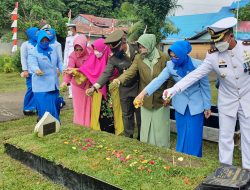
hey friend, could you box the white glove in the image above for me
[162,87,177,100]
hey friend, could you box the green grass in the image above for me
[0,73,26,93]
[0,113,68,190]
[2,109,242,190]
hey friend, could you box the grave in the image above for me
[197,165,250,190]
[34,112,60,137]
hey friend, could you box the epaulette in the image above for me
[242,40,250,45]
[208,47,218,54]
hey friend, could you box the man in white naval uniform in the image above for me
[163,17,250,169]
[63,23,79,98]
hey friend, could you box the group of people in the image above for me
[20,16,250,170]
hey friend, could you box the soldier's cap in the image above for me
[66,23,76,28]
[207,17,237,42]
[104,30,126,48]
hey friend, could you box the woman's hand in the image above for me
[133,90,147,108]
[109,79,120,91]
[63,68,77,75]
[204,109,212,119]
[86,87,95,96]
[35,69,44,76]
[163,98,171,107]
[60,82,68,88]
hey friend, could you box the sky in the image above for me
[173,0,235,16]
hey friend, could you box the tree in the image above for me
[0,0,68,41]
[115,0,179,43]
[64,0,114,18]
[235,2,250,21]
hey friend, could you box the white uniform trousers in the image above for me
[219,104,250,169]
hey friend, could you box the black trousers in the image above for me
[120,97,141,139]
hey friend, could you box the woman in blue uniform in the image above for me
[135,40,211,157]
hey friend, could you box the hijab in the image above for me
[73,34,89,59]
[79,38,113,99]
[36,30,52,60]
[48,28,56,44]
[137,34,160,70]
[168,40,195,77]
[26,27,39,47]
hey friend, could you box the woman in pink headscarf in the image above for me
[61,34,92,127]
[79,38,124,134]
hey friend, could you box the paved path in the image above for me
[0,91,72,122]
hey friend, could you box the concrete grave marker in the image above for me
[197,165,250,189]
[34,112,60,137]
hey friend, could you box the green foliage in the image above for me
[65,0,114,18]
[0,51,21,73]
[3,56,15,73]
[12,49,22,73]
[235,2,250,21]
[0,0,68,40]
[116,0,179,43]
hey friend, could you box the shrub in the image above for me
[0,51,21,73]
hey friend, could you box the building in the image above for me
[72,14,128,42]
[161,0,250,59]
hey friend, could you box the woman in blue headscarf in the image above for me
[47,28,63,70]
[135,40,212,157]
[20,27,39,115]
[28,30,63,121]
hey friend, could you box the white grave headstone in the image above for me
[34,112,60,137]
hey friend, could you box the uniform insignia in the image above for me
[219,60,226,64]
[243,50,250,74]
[208,48,218,54]
[219,65,227,68]
[242,40,250,46]
[220,73,226,78]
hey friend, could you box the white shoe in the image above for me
[68,94,72,99]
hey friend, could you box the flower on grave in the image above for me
[84,138,93,143]
[63,141,69,144]
[138,165,145,171]
[126,155,132,161]
[82,147,87,151]
[184,177,189,184]
[86,143,92,147]
[178,157,184,162]
[129,161,138,167]
[163,166,171,170]
[119,156,126,162]
[115,152,121,158]
[147,169,152,173]
[133,149,139,154]
[141,159,149,164]
[149,160,155,165]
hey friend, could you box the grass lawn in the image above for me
[0,73,26,92]
[1,110,242,190]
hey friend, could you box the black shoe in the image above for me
[129,134,133,138]
[23,110,36,116]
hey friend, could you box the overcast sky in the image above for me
[173,0,235,16]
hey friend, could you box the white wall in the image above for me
[172,0,235,16]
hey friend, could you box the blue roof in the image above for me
[162,0,249,43]
[230,0,249,9]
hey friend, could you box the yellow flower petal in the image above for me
[178,157,184,162]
